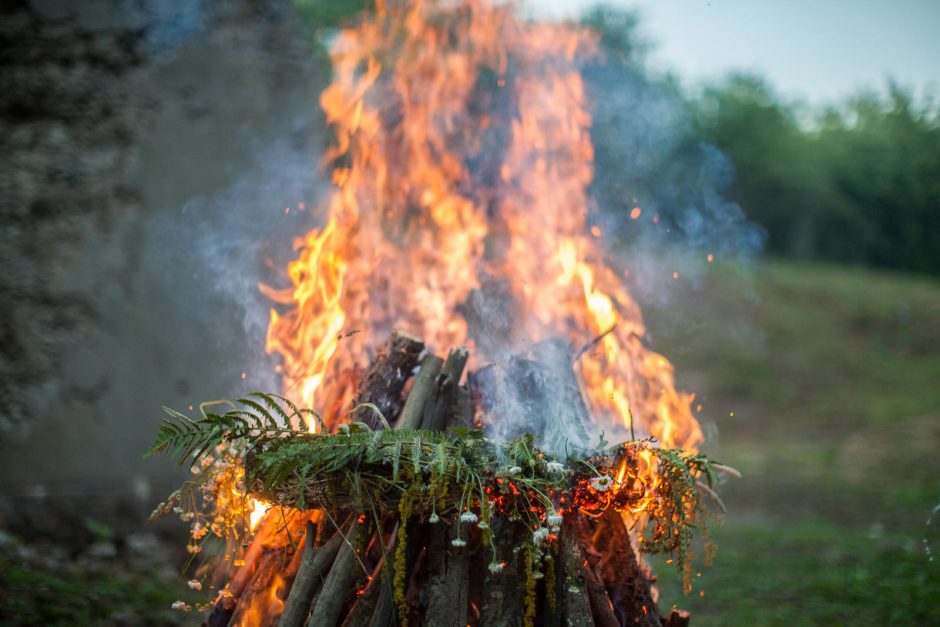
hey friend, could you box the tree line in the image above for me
[584,5,940,276]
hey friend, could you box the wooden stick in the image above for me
[339,553,387,627]
[307,522,364,626]
[205,515,281,626]
[227,545,291,626]
[591,510,659,627]
[421,345,469,433]
[396,353,444,430]
[278,520,346,627]
[558,526,598,627]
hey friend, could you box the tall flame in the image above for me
[264,0,702,453]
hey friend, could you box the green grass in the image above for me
[642,260,940,625]
[0,553,200,626]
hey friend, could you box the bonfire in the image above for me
[148,1,736,625]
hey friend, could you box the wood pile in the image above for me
[204,330,689,627]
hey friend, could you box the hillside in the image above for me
[644,261,940,624]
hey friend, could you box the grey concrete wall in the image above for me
[0,0,327,542]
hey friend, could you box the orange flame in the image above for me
[248,499,271,534]
[235,573,286,627]
[265,0,701,462]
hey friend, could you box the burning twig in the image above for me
[573,323,618,362]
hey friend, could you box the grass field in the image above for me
[644,260,940,625]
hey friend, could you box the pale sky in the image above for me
[535,0,940,104]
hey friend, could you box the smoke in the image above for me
[459,11,765,453]
[584,55,765,295]
[143,135,327,399]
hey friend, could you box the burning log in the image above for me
[288,330,426,626]
[590,511,659,627]
[351,330,425,430]
[283,339,470,626]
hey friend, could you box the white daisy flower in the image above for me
[428,512,440,523]
[451,538,467,547]
[546,461,566,474]
[507,466,522,475]
[590,475,613,492]
[477,521,489,530]
[547,513,563,528]
[488,562,505,574]
[532,527,550,543]
[459,511,478,524]
[187,579,202,591]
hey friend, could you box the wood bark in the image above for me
[421,345,469,433]
[396,353,444,430]
[352,329,424,429]
[590,510,660,627]
[278,520,347,627]
[307,522,364,626]
[479,516,528,627]
[419,518,471,627]
[556,530,595,627]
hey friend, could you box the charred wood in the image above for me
[479,517,528,627]
[352,329,424,429]
[421,345,469,433]
[591,510,659,627]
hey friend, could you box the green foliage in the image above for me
[693,76,940,274]
[149,396,724,584]
[145,393,318,466]
[0,553,199,627]
[581,4,650,65]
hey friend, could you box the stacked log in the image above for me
[203,331,684,627]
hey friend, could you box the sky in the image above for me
[536,0,940,105]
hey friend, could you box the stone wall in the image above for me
[0,0,326,542]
